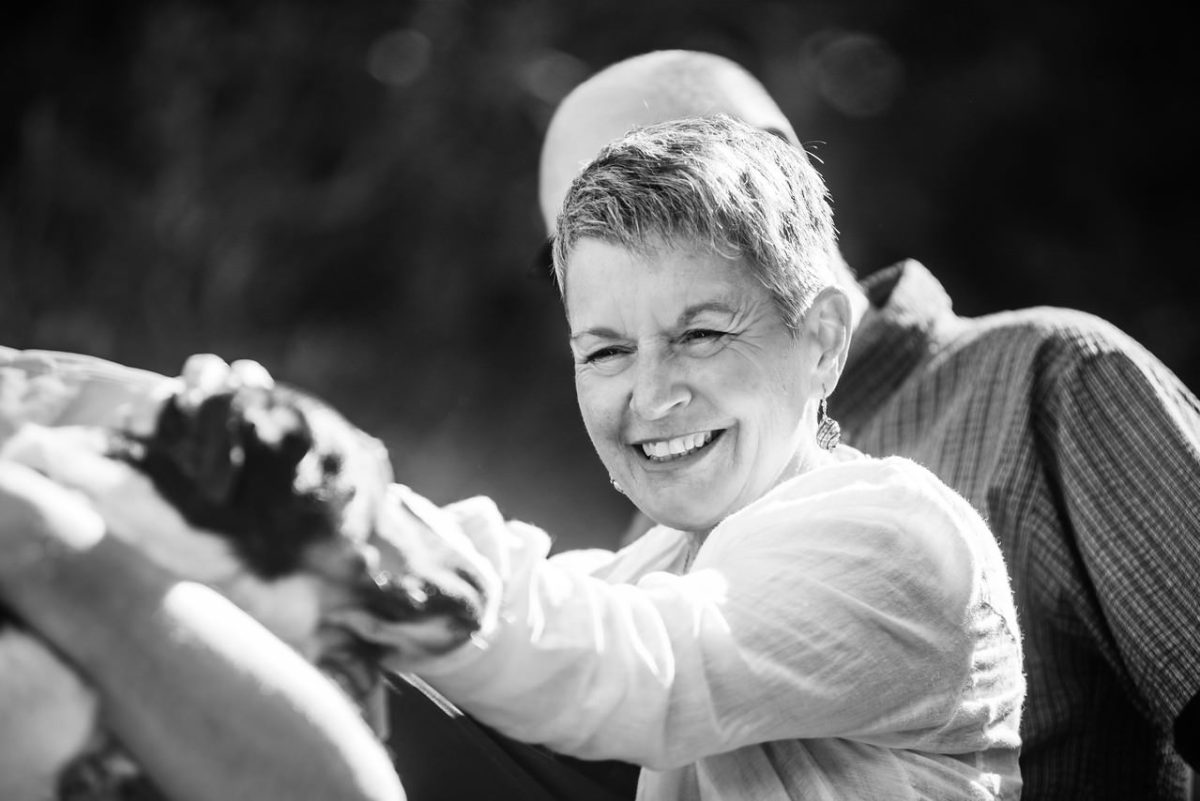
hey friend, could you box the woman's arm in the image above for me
[341,463,1018,770]
[0,460,405,801]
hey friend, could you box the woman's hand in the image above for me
[1,352,277,576]
[0,443,405,801]
[326,484,504,665]
[0,360,78,445]
[121,352,275,437]
[1,423,244,585]
[0,351,405,801]
[0,459,108,596]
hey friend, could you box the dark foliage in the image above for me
[2,0,1196,549]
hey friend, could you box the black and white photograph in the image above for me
[2,2,1197,799]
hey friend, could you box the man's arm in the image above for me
[0,460,405,801]
[1053,341,1200,768]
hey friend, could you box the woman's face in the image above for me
[565,238,826,533]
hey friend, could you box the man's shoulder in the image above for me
[967,306,1175,388]
[973,305,1134,351]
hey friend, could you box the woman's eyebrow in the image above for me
[571,303,740,341]
[677,301,739,326]
[570,326,622,342]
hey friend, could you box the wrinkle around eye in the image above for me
[677,329,731,356]
[574,346,634,374]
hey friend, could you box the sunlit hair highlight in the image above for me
[552,114,838,332]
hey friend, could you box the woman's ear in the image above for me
[802,286,853,393]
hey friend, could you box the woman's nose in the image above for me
[629,352,691,420]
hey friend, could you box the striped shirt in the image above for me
[831,260,1200,801]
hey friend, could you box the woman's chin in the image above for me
[635,496,726,534]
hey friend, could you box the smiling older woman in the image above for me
[0,114,1025,801]
[336,115,1025,801]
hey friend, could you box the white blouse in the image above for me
[401,452,1025,800]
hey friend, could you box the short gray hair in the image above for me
[551,114,838,331]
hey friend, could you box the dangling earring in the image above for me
[816,395,841,451]
[610,477,626,494]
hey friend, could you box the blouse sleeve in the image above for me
[404,460,1009,770]
[0,349,169,432]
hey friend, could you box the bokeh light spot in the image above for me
[519,49,590,106]
[366,29,432,88]
[802,31,905,118]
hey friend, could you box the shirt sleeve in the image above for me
[405,465,992,770]
[0,349,168,431]
[1050,337,1200,743]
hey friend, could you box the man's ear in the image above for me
[803,286,853,393]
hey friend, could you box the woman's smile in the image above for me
[566,238,822,532]
[633,429,725,464]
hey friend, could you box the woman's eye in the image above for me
[584,347,626,364]
[680,329,726,344]
[676,329,729,357]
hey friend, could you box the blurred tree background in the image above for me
[2,0,1196,551]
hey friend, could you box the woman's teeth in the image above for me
[640,430,716,462]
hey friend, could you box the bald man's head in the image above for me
[538,50,797,233]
